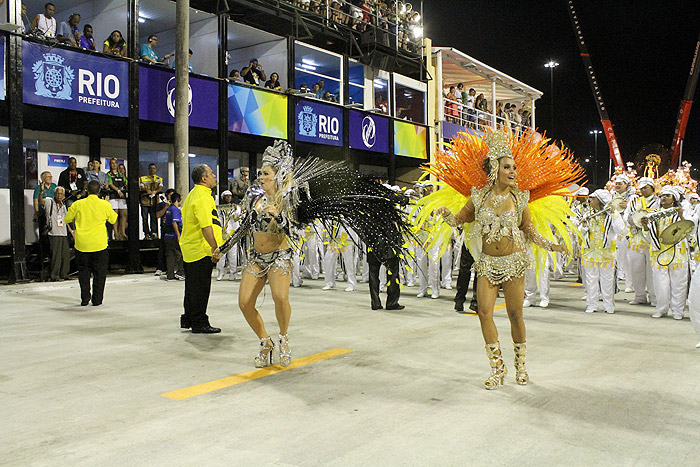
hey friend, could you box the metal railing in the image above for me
[442,96,531,135]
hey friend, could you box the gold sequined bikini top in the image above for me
[470,186,529,247]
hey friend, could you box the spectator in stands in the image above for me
[496,101,504,128]
[455,83,464,123]
[103,30,126,57]
[107,158,127,241]
[322,91,336,102]
[34,171,56,239]
[79,24,95,50]
[65,180,117,306]
[57,12,80,46]
[139,163,163,240]
[30,2,56,38]
[141,34,172,65]
[164,192,185,281]
[311,83,320,98]
[265,72,282,91]
[86,158,108,194]
[172,49,194,72]
[316,79,325,98]
[44,186,72,281]
[299,83,309,93]
[330,1,343,23]
[241,58,267,86]
[465,88,476,127]
[155,188,175,276]
[22,3,31,34]
[375,94,388,114]
[228,167,250,203]
[58,157,86,206]
[444,86,458,123]
[229,69,243,83]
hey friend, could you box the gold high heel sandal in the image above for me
[513,342,529,385]
[278,334,291,367]
[254,336,275,368]
[484,342,507,390]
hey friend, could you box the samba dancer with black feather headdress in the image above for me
[216,140,413,368]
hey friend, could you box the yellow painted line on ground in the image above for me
[463,302,504,315]
[567,283,583,287]
[162,348,354,401]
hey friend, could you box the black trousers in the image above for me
[140,205,157,236]
[368,251,400,309]
[157,237,167,271]
[165,238,184,279]
[76,249,109,304]
[455,242,478,305]
[183,256,214,328]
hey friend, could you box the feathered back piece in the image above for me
[294,160,413,261]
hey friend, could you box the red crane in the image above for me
[567,1,624,169]
[670,32,700,169]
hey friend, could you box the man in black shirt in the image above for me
[57,157,86,207]
[240,58,266,86]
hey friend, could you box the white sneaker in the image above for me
[216,272,225,281]
[344,286,355,292]
[154,269,163,276]
[673,314,683,320]
[416,292,425,298]
[624,287,634,293]
[444,285,453,290]
[581,295,586,301]
[431,293,440,299]
[650,302,657,307]
[322,285,333,290]
[229,275,237,281]
[651,311,663,318]
[523,299,532,308]
[584,308,596,313]
[539,299,549,308]
[629,300,646,305]
[695,341,700,349]
[605,309,615,314]
[406,282,415,287]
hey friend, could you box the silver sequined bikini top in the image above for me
[471,187,529,247]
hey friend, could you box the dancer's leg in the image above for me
[237,270,269,338]
[268,267,292,335]
[476,277,500,343]
[502,276,526,343]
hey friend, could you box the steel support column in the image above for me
[174,0,190,197]
[388,73,396,184]
[8,14,29,282]
[89,136,101,161]
[125,0,142,274]
[218,14,229,195]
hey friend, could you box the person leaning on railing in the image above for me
[103,30,126,57]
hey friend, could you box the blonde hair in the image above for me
[265,167,293,235]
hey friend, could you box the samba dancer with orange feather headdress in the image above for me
[418,127,585,390]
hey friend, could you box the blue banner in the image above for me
[295,99,343,146]
[23,41,128,116]
[348,110,389,153]
[48,154,70,167]
[0,35,5,101]
[139,65,218,130]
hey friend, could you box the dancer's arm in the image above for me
[217,210,253,256]
[436,199,475,226]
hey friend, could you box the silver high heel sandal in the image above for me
[254,336,275,368]
[484,342,507,390]
[513,342,529,385]
[278,334,291,367]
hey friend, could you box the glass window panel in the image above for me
[0,138,9,188]
[349,84,364,106]
[294,70,340,102]
[373,78,389,114]
[348,61,364,86]
[395,83,425,123]
[139,150,170,190]
[295,43,341,80]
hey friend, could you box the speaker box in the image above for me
[361,52,397,73]
[361,28,391,47]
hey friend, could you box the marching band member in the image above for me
[611,174,634,292]
[624,177,659,306]
[301,221,322,280]
[689,203,700,347]
[322,221,357,292]
[570,187,589,300]
[579,189,625,314]
[643,185,689,320]
[216,191,241,281]
[689,193,700,273]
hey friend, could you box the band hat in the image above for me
[240,167,249,172]
[660,185,681,201]
[687,193,700,201]
[221,190,232,197]
[590,189,612,205]
[637,177,655,189]
[615,174,630,184]
[575,187,590,196]
[404,189,416,196]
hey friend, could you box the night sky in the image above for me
[423,0,700,187]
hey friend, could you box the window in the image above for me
[295,42,342,104]
[139,150,170,189]
[0,138,39,189]
[373,78,389,115]
[348,60,365,106]
[394,81,426,124]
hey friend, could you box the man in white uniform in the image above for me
[624,177,659,306]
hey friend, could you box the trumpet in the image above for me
[631,207,678,229]
[579,205,612,223]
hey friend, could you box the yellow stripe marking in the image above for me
[463,302,505,315]
[567,283,583,287]
[161,348,354,401]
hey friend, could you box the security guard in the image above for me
[64,180,117,306]
[179,164,223,333]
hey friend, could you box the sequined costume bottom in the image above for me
[246,248,293,277]
[474,251,530,285]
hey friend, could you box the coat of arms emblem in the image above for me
[32,53,74,100]
[298,105,317,137]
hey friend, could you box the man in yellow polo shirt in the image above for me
[65,180,118,306]
[180,164,223,333]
